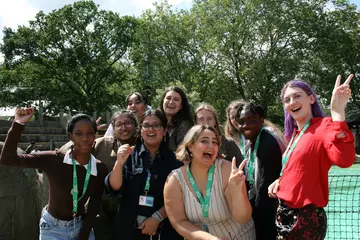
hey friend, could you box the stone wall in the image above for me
[0,167,43,240]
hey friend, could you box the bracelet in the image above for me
[151,211,164,223]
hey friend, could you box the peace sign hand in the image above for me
[331,74,354,121]
[228,157,247,190]
[15,107,35,124]
[95,117,107,130]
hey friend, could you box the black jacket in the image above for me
[105,141,183,240]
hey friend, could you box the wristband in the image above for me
[151,211,163,223]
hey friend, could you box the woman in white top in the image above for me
[164,125,255,240]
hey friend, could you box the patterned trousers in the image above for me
[275,200,327,240]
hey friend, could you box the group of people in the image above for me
[0,74,356,240]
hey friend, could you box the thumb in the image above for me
[128,146,135,153]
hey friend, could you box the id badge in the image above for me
[139,195,154,207]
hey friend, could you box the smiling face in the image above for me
[188,129,219,168]
[163,90,182,119]
[283,86,315,126]
[196,109,216,128]
[68,120,96,155]
[127,94,147,120]
[238,108,264,142]
[141,115,167,148]
[113,114,136,142]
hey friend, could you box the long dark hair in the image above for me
[126,92,148,105]
[159,86,193,126]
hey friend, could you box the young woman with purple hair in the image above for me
[268,74,356,239]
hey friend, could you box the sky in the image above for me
[0,0,359,62]
[0,0,192,60]
[0,0,359,50]
[0,0,192,34]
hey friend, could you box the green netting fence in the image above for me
[325,171,360,239]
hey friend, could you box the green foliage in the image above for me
[0,0,137,115]
[0,0,359,125]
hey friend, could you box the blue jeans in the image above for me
[39,208,95,240]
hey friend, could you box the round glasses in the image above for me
[115,121,134,128]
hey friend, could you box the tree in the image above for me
[0,0,137,115]
[298,0,360,113]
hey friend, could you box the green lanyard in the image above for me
[246,127,263,185]
[144,170,151,195]
[239,133,246,159]
[280,120,310,176]
[187,163,214,219]
[72,157,92,215]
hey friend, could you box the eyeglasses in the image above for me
[115,121,134,128]
[142,123,162,131]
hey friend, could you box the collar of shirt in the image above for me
[139,143,161,157]
[63,149,98,176]
[139,143,147,157]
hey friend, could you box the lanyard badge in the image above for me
[246,127,263,185]
[72,157,92,215]
[139,170,154,207]
[281,120,310,176]
[187,163,214,219]
[239,133,247,159]
[71,156,92,230]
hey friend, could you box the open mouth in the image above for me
[291,107,301,112]
[203,152,214,160]
[147,133,156,137]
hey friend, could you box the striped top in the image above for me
[172,159,256,240]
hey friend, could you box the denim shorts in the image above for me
[39,208,95,240]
